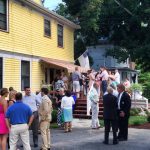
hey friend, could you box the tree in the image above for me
[99,0,150,71]
[54,0,150,70]
[61,0,102,60]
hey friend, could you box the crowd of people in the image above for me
[0,66,132,149]
[53,67,131,99]
[0,85,76,150]
[0,87,53,150]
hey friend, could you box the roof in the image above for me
[19,0,81,29]
[108,67,137,73]
[41,57,88,73]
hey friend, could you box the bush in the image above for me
[129,116,148,125]
[145,110,150,116]
[130,108,141,116]
[130,83,143,92]
[147,115,150,123]
[51,109,57,123]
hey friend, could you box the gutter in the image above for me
[18,0,81,29]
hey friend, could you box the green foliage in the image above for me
[50,123,59,129]
[51,109,57,123]
[138,72,150,100]
[99,0,150,71]
[54,0,150,69]
[99,119,104,127]
[147,115,150,123]
[129,116,148,125]
[55,0,103,59]
[130,108,141,116]
[130,83,143,92]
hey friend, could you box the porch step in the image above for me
[73,114,103,119]
[73,98,104,119]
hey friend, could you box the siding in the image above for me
[3,57,45,92]
[3,58,20,91]
[31,61,44,92]
[0,0,74,62]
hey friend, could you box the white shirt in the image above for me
[23,93,40,112]
[61,96,75,109]
[118,92,124,110]
[99,70,109,81]
[115,72,120,83]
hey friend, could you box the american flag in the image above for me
[78,50,90,69]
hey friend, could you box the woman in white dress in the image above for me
[61,90,75,132]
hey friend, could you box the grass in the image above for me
[129,116,148,126]
[99,116,148,127]
[99,119,104,127]
[50,123,59,129]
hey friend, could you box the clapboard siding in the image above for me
[0,0,74,62]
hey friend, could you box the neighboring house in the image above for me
[0,0,82,92]
[88,45,138,83]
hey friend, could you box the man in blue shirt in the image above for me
[6,92,33,150]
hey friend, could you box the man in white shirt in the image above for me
[99,66,109,94]
[115,69,120,84]
[23,87,41,148]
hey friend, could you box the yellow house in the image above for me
[0,0,82,92]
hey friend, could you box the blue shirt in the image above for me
[23,94,40,112]
[6,101,32,125]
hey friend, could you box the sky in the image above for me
[44,0,63,10]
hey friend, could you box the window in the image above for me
[44,19,51,37]
[57,24,63,47]
[0,58,3,89]
[21,61,30,90]
[0,0,8,30]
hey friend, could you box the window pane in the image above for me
[21,77,30,90]
[21,61,30,90]
[44,19,51,37]
[0,0,7,30]
[0,0,6,14]
[57,24,63,47]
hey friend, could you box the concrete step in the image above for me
[74,110,103,114]
[73,114,103,119]
[75,106,104,110]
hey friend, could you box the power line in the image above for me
[114,0,134,16]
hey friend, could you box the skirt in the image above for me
[63,108,73,122]
[0,114,9,134]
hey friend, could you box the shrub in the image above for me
[130,83,143,92]
[145,110,150,116]
[51,109,57,123]
[130,108,141,116]
[133,120,141,126]
[147,115,150,123]
[129,116,148,125]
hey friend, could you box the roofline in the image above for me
[19,0,81,29]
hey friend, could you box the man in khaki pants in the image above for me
[39,87,52,150]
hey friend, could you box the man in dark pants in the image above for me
[23,87,41,147]
[103,87,118,145]
[117,84,131,141]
